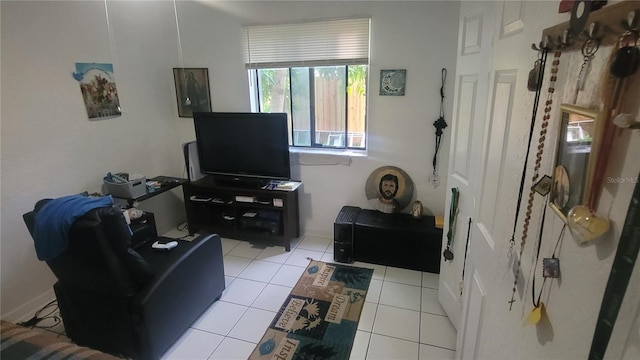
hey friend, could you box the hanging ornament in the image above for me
[567,205,611,244]
[613,112,640,129]
[525,302,545,325]
[443,187,459,261]
[509,49,562,310]
[610,30,639,79]
[528,58,543,91]
[430,68,448,187]
[411,200,424,219]
[509,44,548,261]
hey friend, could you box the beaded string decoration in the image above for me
[508,47,548,255]
[509,49,562,310]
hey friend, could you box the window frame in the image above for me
[243,18,370,153]
[249,64,367,150]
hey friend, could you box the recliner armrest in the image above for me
[131,234,225,360]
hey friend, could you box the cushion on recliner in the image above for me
[25,199,154,295]
[92,207,154,285]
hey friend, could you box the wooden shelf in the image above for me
[182,176,300,251]
[540,0,640,52]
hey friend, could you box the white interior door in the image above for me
[442,1,528,358]
[438,1,495,332]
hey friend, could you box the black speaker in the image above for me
[333,206,361,263]
[183,141,205,181]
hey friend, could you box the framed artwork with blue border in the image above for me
[379,69,406,96]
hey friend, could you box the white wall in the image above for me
[0,0,458,320]
[190,0,460,229]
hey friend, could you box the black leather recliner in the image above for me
[23,201,225,359]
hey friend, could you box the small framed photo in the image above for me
[379,69,406,96]
[173,68,212,117]
[533,174,553,196]
[543,258,560,278]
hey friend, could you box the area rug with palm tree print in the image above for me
[249,260,373,360]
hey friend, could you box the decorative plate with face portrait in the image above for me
[365,166,414,214]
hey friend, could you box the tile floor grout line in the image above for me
[367,331,420,348]
[365,303,380,359]
[418,271,424,360]
[247,260,287,309]
[419,342,457,352]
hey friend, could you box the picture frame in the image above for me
[173,68,211,117]
[542,257,560,278]
[533,175,553,196]
[379,69,406,96]
[550,104,603,221]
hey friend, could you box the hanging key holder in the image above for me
[578,35,599,88]
[572,23,601,104]
[611,12,640,79]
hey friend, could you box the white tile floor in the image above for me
[40,230,457,359]
[161,232,457,360]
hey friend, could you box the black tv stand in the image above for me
[211,176,271,189]
[182,176,300,251]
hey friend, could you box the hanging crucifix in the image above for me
[431,68,448,187]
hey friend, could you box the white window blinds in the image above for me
[243,18,370,69]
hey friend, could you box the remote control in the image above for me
[152,240,178,251]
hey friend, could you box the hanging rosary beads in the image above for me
[509,49,562,311]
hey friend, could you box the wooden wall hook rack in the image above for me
[541,0,640,52]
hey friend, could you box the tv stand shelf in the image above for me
[182,176,300,251]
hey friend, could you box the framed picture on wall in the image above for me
[173,68,212,117]
[379,69,406,96]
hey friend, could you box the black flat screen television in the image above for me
[193,112,291,185]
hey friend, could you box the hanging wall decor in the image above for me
[173,68,212,118]
[73,63,122,120]
[379,69,406,96]
[443,187,459,261]
[549,105,603,217]
[431,68,448,187]
[550,104,611,244]
[509,47,562,311]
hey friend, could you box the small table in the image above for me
[112,176,188,206]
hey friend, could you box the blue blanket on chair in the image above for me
[33,195,114,261]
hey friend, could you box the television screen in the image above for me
[193,112,291,182]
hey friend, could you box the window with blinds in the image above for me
[243,18,370,149]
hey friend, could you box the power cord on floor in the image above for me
[17,300,61,330]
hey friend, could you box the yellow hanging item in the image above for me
[525,302,545,325]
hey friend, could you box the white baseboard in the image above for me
[1,288,56,323]
[301,227,332,239]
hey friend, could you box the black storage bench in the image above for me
[353,209,443,273]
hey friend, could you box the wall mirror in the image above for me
[550,104,602,221]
